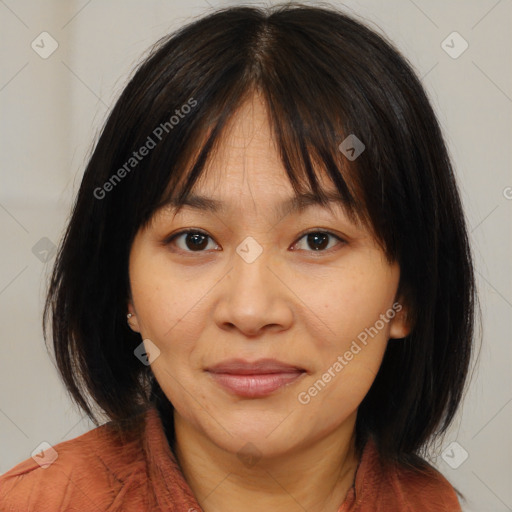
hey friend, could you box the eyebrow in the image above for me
[164,190,356,221]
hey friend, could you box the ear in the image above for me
[388,297,412,340]
[126,301,141,333]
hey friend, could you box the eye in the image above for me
[292,230,346,253]
[163,229,346,255]
[165,229,219,253]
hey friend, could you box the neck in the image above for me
[173,412,360,512]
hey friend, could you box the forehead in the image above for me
[160,151,362,228]
[198,94,285,184]
[162,189,356,223]
[154,91,367,230]
[178,94,341,203]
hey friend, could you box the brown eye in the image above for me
[293,231,345,252]
[166,230,219,253]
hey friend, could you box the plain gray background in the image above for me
[0,1,511,510]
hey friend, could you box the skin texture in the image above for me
[127,92,410,512]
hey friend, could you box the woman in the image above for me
[0,4,476,511]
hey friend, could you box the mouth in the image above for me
[205,358,307,398]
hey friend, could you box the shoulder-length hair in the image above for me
[44,3,478,471]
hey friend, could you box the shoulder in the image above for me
[355,439,462,512]
[0,413,148,512]
[387,460,462,511]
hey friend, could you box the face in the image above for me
[127,92,410,460]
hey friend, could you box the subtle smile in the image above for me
[205,358,307,398]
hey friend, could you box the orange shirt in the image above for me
[0,406,462,511]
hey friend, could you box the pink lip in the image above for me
[205,358,306,398]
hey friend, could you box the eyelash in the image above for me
[163,228,347,256]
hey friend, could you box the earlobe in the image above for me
[126,304,141,333]
[389,306,411,340]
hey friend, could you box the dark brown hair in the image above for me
[44,2,478,482]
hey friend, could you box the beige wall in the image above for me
[0,1,511,510]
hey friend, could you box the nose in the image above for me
[213,240,294,337]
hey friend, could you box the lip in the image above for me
[206,358,305,375]
[205,358,306,398]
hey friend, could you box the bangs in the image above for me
[140,84,373,243]
[113,8,401,262]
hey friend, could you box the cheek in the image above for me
[297,332,389,421]
[292,262,398,351]
[129,252,225,369]
[296,262,397,404]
